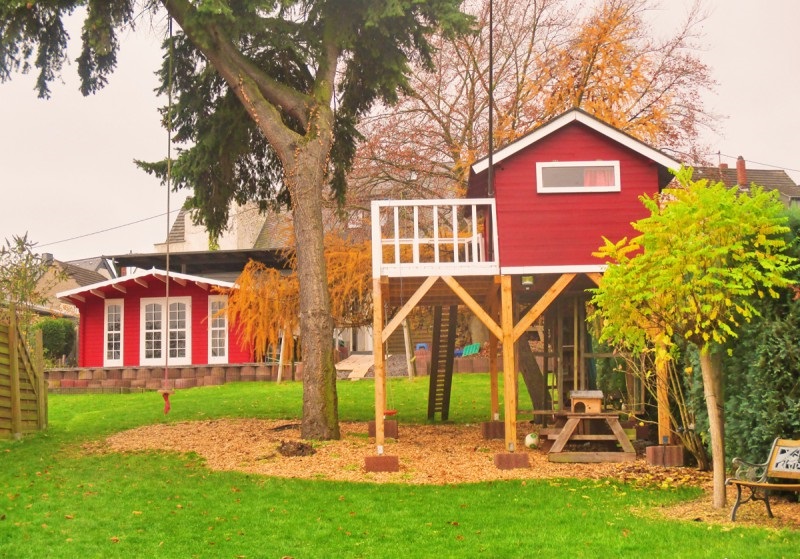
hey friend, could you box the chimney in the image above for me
[736,156,747,187]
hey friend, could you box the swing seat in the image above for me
[384,409,398,417]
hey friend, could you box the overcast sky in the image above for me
[1,0,798,262]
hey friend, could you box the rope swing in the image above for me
[159,16,176,415]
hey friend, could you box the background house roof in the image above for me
[165,208,187,244]
[692,157,800,205]
[57,261,108,287]
[109,248,289,282]
[252,211,294,250]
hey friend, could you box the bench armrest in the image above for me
[728,457,769,483]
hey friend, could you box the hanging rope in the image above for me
[161,16,175,415]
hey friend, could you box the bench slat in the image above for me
[727,480,800,491]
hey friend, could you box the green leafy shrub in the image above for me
[721,207,800,462]
[32,317,76,363]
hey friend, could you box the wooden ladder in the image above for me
[427,305,457,421]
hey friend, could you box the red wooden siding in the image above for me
[494,123,661,268]
[228,322,252,363]
[78,297,105,368]
[73,280,251,367]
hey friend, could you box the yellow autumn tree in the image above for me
[224,235,372,363]
[532,0,712,157]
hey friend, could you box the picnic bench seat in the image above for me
[725,438,800,521]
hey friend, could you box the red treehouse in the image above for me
[367,109,681,471]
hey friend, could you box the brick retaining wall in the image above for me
[47,355,492,393]
[46,362,304,393]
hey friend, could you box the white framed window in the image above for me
[208,295,228,364]
[140,297,191,366]
[536,160,621,193]
[104,299,124,367]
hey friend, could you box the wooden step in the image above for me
[548,452,636,463]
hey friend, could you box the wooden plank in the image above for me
[548,452,636,463]
[564,413,620,419]
[381,275,439,344]
[372,277,387,454]
[547,434,619,441]
[8,311,21,438]
[35,329,46,430]
[15,333,38,398]
[549,417,581,453]
[500,275,517,451]
[512,274,576,342]
[655,338,671,444]
[586,272,603,286]
[441,276,502,339]
[606,417,637,453]
[489,336,499,421]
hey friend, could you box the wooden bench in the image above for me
[725,438,800,521]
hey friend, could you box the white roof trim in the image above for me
[57,268,235,300]
[472,109,681,174]
[501,264,608,275]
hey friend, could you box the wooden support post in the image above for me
[34,329,46,430]
[573,297,579,391]
[276,332,287,384]
[489,336,499,421]
[402,319,416,379]
[372,278,387,454]
[9,309,22,439]
[500,276,517,451]
[655,337,671,444]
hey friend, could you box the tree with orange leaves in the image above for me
[224,235,372,368]
[352,0,715,201]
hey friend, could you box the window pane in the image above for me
[106,303,122,361]
[168,302,187,359]
[542,166,584,188]
[144,303,162,359]
[210,299,227,360]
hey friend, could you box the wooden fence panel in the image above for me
[0,308,46,439]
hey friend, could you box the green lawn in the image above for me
[1,375,797,558]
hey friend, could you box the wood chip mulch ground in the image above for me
[93,419,800,530]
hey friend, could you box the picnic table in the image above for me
[543,412,636,463]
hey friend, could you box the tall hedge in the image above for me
[721,208,800,463]
[33,317,76,362]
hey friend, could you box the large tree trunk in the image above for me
[699,349,725,508]
[286,133,340,441]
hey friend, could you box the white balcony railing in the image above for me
[371,198,500,278]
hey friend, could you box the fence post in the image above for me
[34,328,47,430]
[8,307,22,439]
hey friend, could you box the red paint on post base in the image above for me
[494,452,531,470]
[364,455,400,472]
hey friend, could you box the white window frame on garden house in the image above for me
[208,294,228,364]
[104,299,124,367]
[139,296,192,366]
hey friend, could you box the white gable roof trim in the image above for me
[57,268,235,301]
[471,109,682,174]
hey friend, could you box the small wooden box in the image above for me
[570,390,603,414]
